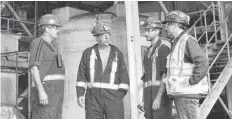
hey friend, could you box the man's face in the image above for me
[165,22,175,39]
[144,28,160,41]
[47,25,59,39]
[96,33,111,46]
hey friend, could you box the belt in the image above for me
[144,80,161,88]
[32,74,65,87]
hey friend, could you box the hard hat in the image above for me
[140,17,163,29]
[38,14,61,27]
[162,10,190,26]
[92,23,111,36]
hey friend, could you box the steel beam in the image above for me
[158,1,168,14]
[5,1,33,37]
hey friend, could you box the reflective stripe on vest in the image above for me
[144,80,161,88]
[90,49,96,83]
[151,40,171,82]
[76,81,129,90]
[110,52,118,84]
[167,34,194,76]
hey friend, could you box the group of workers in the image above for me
[29,10,209,119]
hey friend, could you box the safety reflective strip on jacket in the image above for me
[110,52,118,84]
[90,49,96,83]
[144,80,161,88]
[76,81,129,90]
[76,49,128,90]
[167,34,194,76]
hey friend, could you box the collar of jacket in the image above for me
[92,44,118,62]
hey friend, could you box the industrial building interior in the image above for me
[1,1,232,119]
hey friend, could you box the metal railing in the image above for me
[187,3,232,73]
[1,51,29,115]
[187,2,232,118]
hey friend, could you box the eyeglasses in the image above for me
[144,28,157,33]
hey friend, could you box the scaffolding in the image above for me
[1,1,37,119]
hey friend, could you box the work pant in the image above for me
[31,80,64,119]
[85,89,124,119]
[174,98,199,119]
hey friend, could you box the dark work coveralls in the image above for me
[142,39,172,119]
[29,38,65,119]
[76,44,130,119]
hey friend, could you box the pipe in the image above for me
[158,1,168,14]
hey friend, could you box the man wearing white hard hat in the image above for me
[29,14,65,119]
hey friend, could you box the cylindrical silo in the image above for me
[58,12,116,119]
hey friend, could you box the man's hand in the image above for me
[38,91,48,105]
[77,96,85,108]
[152,97,161,111]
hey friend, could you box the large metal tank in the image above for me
[58,12,117,119]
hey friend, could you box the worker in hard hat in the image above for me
[139,17,172,119]
[29,14,65,119]
[162,10,209,119]
[76,22,130,119]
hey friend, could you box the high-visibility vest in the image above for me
[165,33,209,97]
[76,48,129,90]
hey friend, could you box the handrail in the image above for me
[187,4,214,32]
[203,15,229,51]
[206,33,232,74]
[225,2,232,16]
[1,51,28,57]
[1,17,35,25]
[197,21,215,42]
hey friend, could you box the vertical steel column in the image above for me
[125,1,140,119]
[203,11,212,91]
[16,52,19,109]
[7,19,10,32]
[218,1,227,42]
[28,52,31,119]
[193,25,197,40]
[212,2,218,42]
[34,1,37,38]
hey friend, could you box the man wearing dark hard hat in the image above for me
[76,22,130,119]
[29,14,65,119]
[139,17,172,119]
[162,10,209,119]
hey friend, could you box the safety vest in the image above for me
[76,48,129,90]
[165,33,209,97]
[144,39,171,88]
